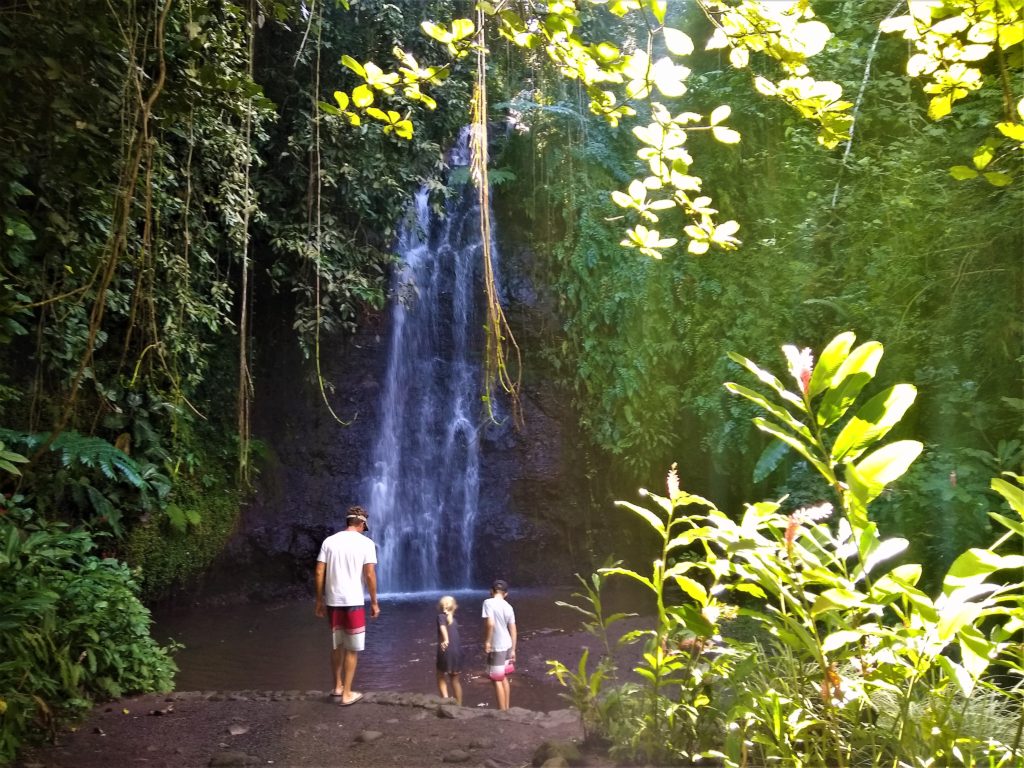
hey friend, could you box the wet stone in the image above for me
[531,740,583,767]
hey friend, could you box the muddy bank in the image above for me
[17,621,647,768]
[17,691,613,768]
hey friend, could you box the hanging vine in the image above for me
[472,5,522,429]
[236,0,257,484]
[39,0,173,458]
[310,0,355,428]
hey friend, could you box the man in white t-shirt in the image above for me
[482,579,517,710]
[314,506,379,706]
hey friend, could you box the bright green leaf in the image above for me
[820,629,863,654]
[615,500,666,536]
[709,105,730,126]
[663,27,694,56]
[950,165,979,180]
[817,342,883,427]
[983,171,1012,187]
[831,384,917,463]
[807,332,856,399]
[712,126,741,144]
[340,54,366,78]
[991,476,1024,516]
[352,84,374,107]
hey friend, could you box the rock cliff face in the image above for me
[200,253,591,602]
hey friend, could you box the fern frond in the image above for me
[0,429,146,489]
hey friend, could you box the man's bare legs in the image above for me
[330,647,361,704]
[342,649,360,703]
[330,647,343,695]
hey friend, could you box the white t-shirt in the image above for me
[482,596,516,652]
[317,530,377,607]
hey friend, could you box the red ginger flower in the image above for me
[783,345,814,396]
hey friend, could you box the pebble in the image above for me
[442,749,471,763]
[356,730,384,743]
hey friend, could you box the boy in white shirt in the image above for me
[482,579,517,710]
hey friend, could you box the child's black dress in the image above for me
[436,614,462,673]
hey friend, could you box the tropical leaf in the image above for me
[831,384,917,463]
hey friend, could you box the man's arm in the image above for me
[314,561,326,617]
[363,563,380,617]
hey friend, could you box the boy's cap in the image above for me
[492,579,509,593]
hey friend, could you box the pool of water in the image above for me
[154,587,588,712]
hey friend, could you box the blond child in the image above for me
[435,595,463,705]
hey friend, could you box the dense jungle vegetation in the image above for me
[0,0,469,756]
[0,0,1021,763]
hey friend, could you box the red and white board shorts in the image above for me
[328,606,366,652]
[487,649,512,681]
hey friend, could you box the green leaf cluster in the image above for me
[0,501,177,762]
[496,0,1021,578]
[551,334,1024,766]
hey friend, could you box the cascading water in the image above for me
[365,129,494,593]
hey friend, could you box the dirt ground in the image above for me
[16,626,633,768]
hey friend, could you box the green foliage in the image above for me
[498,0,1022,576]
[880,0,1023,184]
[548,570,637,743]
[255,0,468,355]
[0,430,169,538]
[0,0,466,588]
[407,0,855,258]
[552,333,1023,766]
[124,478,241,600]
[0,501,177,763]
[0,439,28,476]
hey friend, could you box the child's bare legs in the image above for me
[449,673,463,705]
[436,670,450,700]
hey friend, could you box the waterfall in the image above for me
[365,129,492,593]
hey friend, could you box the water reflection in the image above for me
[154,587,583,712]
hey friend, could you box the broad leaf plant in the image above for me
[551,332,1024,766]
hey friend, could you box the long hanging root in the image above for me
[472,7,523,429]
[310,0,355,428]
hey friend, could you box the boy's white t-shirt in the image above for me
[317,530,377,606]
[482,596,516,652]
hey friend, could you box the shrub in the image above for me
[552,332,1024,767]
[0,498,177,763]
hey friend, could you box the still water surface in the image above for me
[154,588,585,712]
